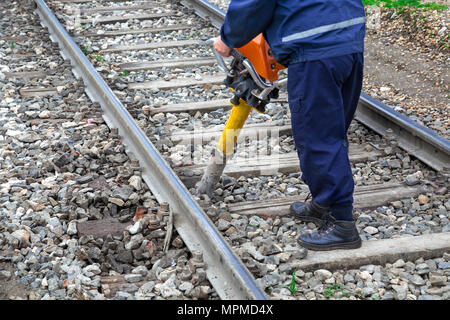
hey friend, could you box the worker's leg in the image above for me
[288,53,364,250]
[288,54,360,218]
[331,52,364,221]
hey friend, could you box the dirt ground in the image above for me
[362,6,449,138]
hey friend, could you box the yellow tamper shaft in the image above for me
[217,99,252,155]
[197,98,252,196]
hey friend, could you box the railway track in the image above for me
[2,0,448,300]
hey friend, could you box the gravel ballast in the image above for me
[1,0,448,301]
[0,0,217,300]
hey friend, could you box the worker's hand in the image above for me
[214,36,232,57]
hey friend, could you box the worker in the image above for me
[214,0,365,251]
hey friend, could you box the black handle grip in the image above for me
[230,49,245,61]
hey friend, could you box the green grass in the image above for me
[271,280,382,300]
[323,283,373,299]
[81,46,105,63]
[268,270,298,296]
[10,41,15,49]
[120,69,130,77]
[363,0,447,10]
[95,54,104,62]
[342,290,351,298]
[289,270,296,295]
[80,44,106,63]
[324,283,344,299]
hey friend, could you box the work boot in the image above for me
[290,199,329,225]
[298,215,362,251]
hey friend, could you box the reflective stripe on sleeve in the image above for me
[282,16,365,42]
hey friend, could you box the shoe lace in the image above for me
[317,214,335,235]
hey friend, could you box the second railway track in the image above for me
[7,0,449,300]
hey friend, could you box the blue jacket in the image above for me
[220,0,366,66]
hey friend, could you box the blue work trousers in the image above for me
[287,52,364,221]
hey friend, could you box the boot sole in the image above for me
[298,238,362,251]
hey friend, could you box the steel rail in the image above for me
[34,0,267,300]
[180,0,225,29]
[183,0,450,173]
[356,93,450,172]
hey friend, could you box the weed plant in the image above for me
[363,0,447,10]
